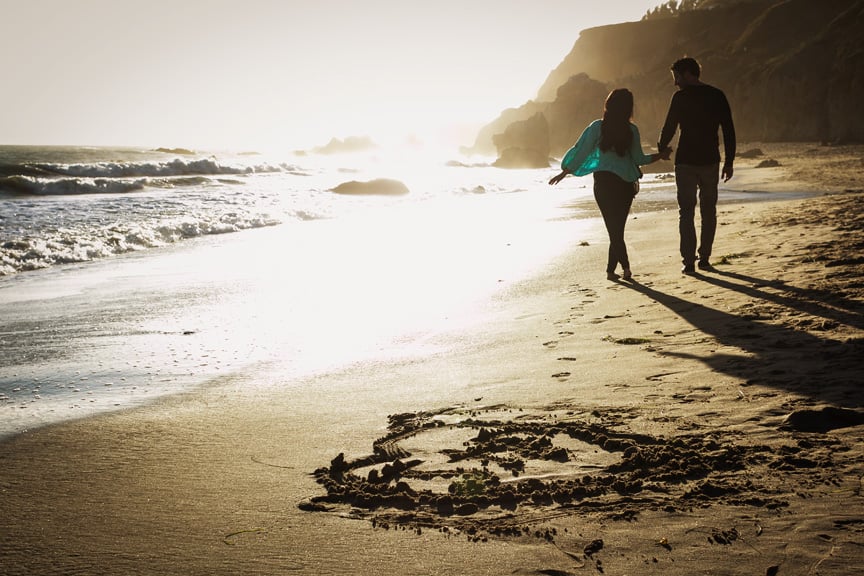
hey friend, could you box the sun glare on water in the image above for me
[167,168,586,377]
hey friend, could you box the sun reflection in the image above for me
[177,180,586,376]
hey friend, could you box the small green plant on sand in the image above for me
[602,335,651,345]
[716,252,750,265]
[449,470,488,497]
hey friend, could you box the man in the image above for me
[658,57,736,274]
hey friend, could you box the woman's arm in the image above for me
[631,124,672,165]
[548,170,569,185]
[549,121,600,185]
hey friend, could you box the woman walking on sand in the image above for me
[549,88,670,281]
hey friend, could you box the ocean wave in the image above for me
[0,158,300,196]
[0,174,245,196]
[0,213,285,276]
[0,175,148,196]
[33,158,290,178]
[0,157,307,197]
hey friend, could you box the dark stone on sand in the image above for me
[545,447,570,462]
[497,489,519,510]
[297,500,330,512]
[756,159,781,168]
[394,481,414,494]
[385,493,417,510]
[454,502,480,516]
[773,455,821,469]
[331,178,409,196]
[825,256,864,267]
[436,495,454,516]
[739,148,765,159]
[329,453,348,479]
[602,437,625,451]
[584,538,604,556]
[686,481,733,499]
[781,407,864,433]
[547,489,568,505]
[531,492,554,506]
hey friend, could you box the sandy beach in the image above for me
[1,144,863,576]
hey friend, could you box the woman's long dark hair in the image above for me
[599,88,634,157]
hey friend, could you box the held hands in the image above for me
[548,171,568,186]
[658,146,673,161]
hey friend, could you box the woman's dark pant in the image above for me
[593,171,636,274]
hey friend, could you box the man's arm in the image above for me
[657,93,679,152]
[719,91,736,181]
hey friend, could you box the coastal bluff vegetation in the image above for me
[471,0,864,168]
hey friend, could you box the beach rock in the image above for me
[454,502,480,516]
[739,148,765,158]
[545,446,569,462]
[331,178,409,196]
[329,453,348,479]
[584,538,604,557]
[297,499,331,512]
[756,159,781,168]
[781,407,864,433]
[436,495,454,516]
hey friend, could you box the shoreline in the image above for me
[1,146,863,575]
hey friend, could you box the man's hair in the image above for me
[671,57,701,78]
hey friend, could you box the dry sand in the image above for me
[1,144,863,575]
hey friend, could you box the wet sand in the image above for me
[1,143,862,575]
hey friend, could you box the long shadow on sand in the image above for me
[623,273,863,410]
[709,268,864,331]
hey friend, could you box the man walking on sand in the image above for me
[658,57,736,274]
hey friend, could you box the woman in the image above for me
[549,88,670,280]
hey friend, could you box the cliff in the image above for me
[472,0,864,166]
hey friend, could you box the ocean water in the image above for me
[3,144,641,439]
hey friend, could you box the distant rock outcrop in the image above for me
[331,178,409,196]
[153,147,196,155]
[491,113,551,168]
[313,136,377,155]
[471,0,864,165]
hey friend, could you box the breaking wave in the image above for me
[0,158,296,196]
[0,212,286,276]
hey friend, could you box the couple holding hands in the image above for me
[549,57,736,280]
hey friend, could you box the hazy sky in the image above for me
[1,0,662,151]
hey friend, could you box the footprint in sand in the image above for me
[565,285,598,319]
[543,333,575,349]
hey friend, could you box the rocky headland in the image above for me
[472,0,864,168]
